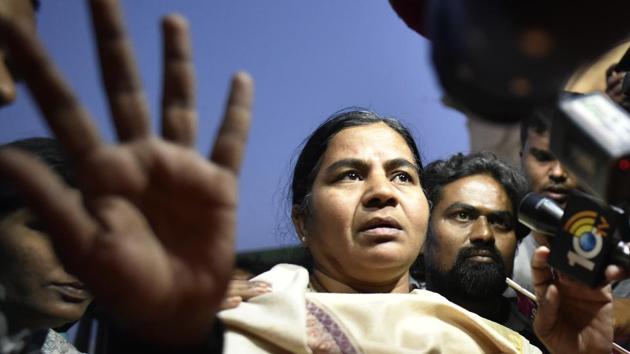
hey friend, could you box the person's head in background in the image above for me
[0,0,39,106]
[290,109,429,294]
[519,113,579,210]
[422,152,527,320]
[0,137,92,334]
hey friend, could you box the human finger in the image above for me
[0,58,16,105]
[531,246,554,303]
[608,72,624,86]
[0,19,102,158]
[609,93,625,104]
[226,280,271,300]
[209,72,254,174]
[240,284,272,300]
[533,282,560,339]
[89,0,151,141]
[606,64,617,80]
[607,75,625,96]
[220,280,270,310]
[0,149,99,268]
[219,296,242,310]
[161,14,197,147]
[609,83,624,97]
[606,264,627,282]
[613,299,630,336]
[555,272,613,304]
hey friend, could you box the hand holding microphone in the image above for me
[519,192,630,285]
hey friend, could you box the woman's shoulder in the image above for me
[250,263,309,287]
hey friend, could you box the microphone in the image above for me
[518,192,630,286]
[517,193,563,236]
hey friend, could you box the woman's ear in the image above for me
[291,205,308,245]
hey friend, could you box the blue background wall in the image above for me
[0,1,469,250]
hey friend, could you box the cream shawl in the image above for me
[218,264,542,354]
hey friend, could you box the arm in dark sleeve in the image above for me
[99,317,224,354]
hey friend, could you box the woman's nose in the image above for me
[362,175,398,208]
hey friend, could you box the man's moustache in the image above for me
[543,183,571,191]
[457,245,503,264]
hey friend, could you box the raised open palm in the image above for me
[0,0,253,345]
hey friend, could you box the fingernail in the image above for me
[256,286,272,293]
[251,282,272,290]
[227,296,242,305]
[250,281,269,287]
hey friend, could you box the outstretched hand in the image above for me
[532,246,614,354]
[605,64,630,109]
[0,0,253,346]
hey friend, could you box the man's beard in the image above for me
[426,243,508,301]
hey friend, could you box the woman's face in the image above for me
[0,208,92,331]
[295,123,429,285]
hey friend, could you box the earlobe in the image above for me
[291,205,308,245]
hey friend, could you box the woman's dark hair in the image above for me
[422,151,529,240]
[0,137,74,216]
[290,109,423,213]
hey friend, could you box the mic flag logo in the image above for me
[563,210,608,271]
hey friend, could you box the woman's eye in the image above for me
[393,172,413,183]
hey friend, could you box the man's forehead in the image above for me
[437,175,512,213]
[525,129,551,150]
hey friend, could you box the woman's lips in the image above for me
[360,227,402,236]
[358,227,402,243]
[357,217,404,242]
[48,282,91,302]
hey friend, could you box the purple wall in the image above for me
[0,1,469,250]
